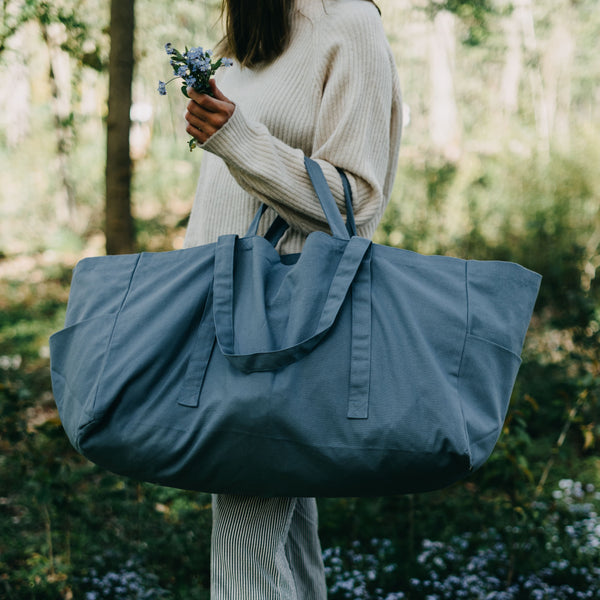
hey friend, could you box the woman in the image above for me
[183,0,402,597]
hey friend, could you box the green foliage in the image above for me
[0,0,40,54]
[426,0,497,45]
[0,0,106,67]
[5,145,595,595]
[36,1,107,70]
[2,129,600,600]
[0,0,599,596]
[0,270,213,599]
[336,144,599,594]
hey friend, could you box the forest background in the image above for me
[1,0,599,598]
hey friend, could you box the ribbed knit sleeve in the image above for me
[198,0,402,241]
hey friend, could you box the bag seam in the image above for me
[465,332,522,361]
[90,253,142,419]
[210,426,471,456]
[468,423,505,447]
[455,260,472,468]
[50,368,95,452]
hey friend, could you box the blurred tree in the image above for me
[38,7,77,224]
[38,2,106,229]
[0,0,39,54]
[424,0,496,162]
[105,0,135,254]
[428,0,495,46]
[429,9,461,162]
[1,0,106,232]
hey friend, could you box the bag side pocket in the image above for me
[457,333,522,472]
[49,313,118,451]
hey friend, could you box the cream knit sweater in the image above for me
[183,0,402,253]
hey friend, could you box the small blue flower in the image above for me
[197,58,211,73]
[164,42,174,55]
[187,46,204,60]
[157,80,167,95]
[221,57,234,67]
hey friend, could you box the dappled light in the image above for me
[1,0,599,598]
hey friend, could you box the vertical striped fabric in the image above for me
[211,495,328,599]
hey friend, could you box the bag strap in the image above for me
[182,159,372,417]
[245,158,357,242]
[337,168,357,237]
[264,216,289,246]
[245,206,288,243]
[213,234,371,372]
[303,156,350,239]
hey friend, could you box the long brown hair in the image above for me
[219,0,380,68]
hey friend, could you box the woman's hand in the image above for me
[185,79,235,145]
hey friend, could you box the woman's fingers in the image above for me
[185,108,229,143]
[185,111,217,142]
[184,81,235,145]
[186,121,211,144]
[207,78,231,102]
[187,92,218,114]
[187,80,233,106]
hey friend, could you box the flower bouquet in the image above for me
[158,43,233,150]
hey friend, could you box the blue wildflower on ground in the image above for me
[77,556,170,599]
[322,481,600,599]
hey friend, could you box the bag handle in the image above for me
[303,156,351,239]
[213,234,370,372]
[337,168,357,238]
[245,157,358,243]
[212,157,369,373]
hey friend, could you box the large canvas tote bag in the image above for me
[49,157,541,497]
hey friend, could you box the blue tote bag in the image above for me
[49,157,541,497]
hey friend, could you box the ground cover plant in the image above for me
[323,481,600,599]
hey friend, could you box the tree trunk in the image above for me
[500,6,523,117]
[40,21,77,226]
[516,0,550,155]
[543,19,574,147]
[429,10,461,163]
[105,0,135,255]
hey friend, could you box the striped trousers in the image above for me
[211,495,328,599]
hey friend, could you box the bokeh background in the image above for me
[1,0,599,598]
